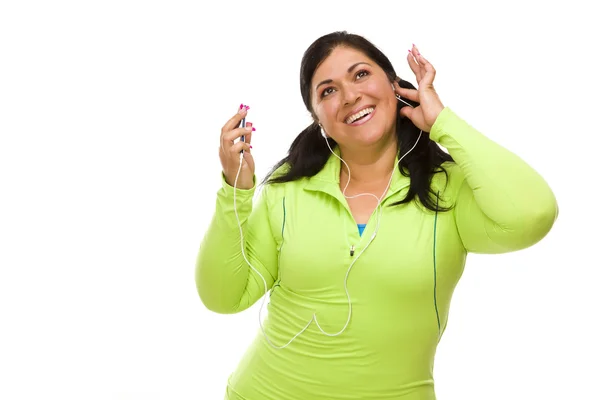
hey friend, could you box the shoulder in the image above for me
[257,163,295,204]
[430,160,466,209]
[269,162,292,181]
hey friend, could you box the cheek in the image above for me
[365,78,391,97]
[365,80,383,95]
[317,102,339,124]
[364,82,395,116]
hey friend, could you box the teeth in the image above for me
[345,107,374,124]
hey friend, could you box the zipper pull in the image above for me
[350,245,355,257]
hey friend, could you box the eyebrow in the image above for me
[315,62,372,91]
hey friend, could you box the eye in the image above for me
[321,87,335,98]
[356,69,370,79]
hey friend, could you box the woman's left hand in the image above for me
[393,44,445,132]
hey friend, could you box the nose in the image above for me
[342,84,361,106]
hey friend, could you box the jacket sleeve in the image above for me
[195,173,279,313]
[430,107,559,254]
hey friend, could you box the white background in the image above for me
[1,0,598,399]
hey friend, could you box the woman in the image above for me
[196,31,558,400]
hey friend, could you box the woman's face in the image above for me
[310,46,397,148]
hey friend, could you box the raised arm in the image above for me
[431,108,558,253]
[196,105,279,313]
[395,46,557,254]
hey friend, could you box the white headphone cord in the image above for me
[314,129,422,337]
[232,96,421,348]
[233,153,312,349]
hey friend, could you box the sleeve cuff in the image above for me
[220,172,257,199]
[429,106,461,142]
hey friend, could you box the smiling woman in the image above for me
[195,31,559,400]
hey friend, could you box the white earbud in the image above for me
[320,125,327,138]
[392,82,404,102]
[395,92,413,108]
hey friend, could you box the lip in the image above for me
[343,105,376,124]
[346,106,376,126]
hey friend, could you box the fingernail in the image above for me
[250,145,253,149]
[252,127,255,131]
[239,103,243,109]
[245,105,250,110]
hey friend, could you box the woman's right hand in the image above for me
[219,104,255,190]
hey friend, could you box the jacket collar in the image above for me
[303,145,411,205]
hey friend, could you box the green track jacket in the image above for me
[196,107,558,399]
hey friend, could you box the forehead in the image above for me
[311,46,377,86]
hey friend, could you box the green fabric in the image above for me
[196,107,558,400]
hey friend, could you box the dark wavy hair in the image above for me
[262,31,454,212]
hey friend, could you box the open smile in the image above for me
[345,106,376,126]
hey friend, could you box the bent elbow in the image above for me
[196,286,241,315]
[506,198,559,251]
[195,270,246,315]
[526,199,559,244]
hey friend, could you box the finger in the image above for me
[393,82,419,102]
[222,125,254,144]
[407,50,422,82]
[242,149,255,166]
[237,122,254,147]
[230,140,252,155]
[412,43,422,60]
[412,45,435,84]
[221,104,249,135]
[411,44,428,80]
[399,106,414,121]
[241,131,253,146]
[237,131,253,153]
[243,122,253,145]
[415,53,436,87]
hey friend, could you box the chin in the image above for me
[344,113,394,144]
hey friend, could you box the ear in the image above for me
[311,113,320,125]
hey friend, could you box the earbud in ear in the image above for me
[320,125,327,138]
[393,83,402,102]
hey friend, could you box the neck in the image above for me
[338,137,398,189]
